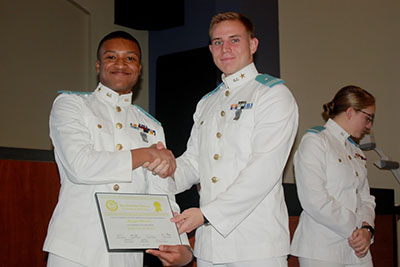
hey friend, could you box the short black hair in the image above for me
[96,30,142,61]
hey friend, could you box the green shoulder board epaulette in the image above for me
[255,74,285,88]
[57,90,91,95]
[306,126,326,134]
[134,105,161,125]
[201,83,223,100]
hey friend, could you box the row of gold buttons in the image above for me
[112,105,124,190]
[338,155,354,162]
[210,90,229,184]
[97,122,123,129]
[116,105,123,150]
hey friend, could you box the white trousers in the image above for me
[47,252,143,267]
[197,256,287,267]
[47,254,86,267]
[298,257,373,267]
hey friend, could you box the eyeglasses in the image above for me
[356,109,374,124]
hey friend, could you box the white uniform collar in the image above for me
[221,63,258,89]
[326,118,350,145]
[94,83,132,105]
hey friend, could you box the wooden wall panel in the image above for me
[0,159,60,267]
[371,215,396,267]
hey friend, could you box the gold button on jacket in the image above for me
[113,184,120,191]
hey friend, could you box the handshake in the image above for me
[141,141,176,178]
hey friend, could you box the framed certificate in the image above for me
[95,192,182,252]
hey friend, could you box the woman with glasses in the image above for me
[291,85,376,267]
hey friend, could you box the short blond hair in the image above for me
[209,12,255,38]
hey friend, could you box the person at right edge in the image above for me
[149,12,299,267]
[291,85,376,267]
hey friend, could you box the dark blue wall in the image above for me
[149,0,279,114]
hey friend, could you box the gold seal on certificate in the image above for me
[95,192,182,251]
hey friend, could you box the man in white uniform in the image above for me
[43,31,193,267]
[167,12,298,267]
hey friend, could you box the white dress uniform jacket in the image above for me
[291,119,376,264]
[43,83,187,267]
[174,63,299,264]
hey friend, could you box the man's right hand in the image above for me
[144,142,176,178]
[131,142,176,178]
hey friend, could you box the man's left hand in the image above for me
[171,208,205,234]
